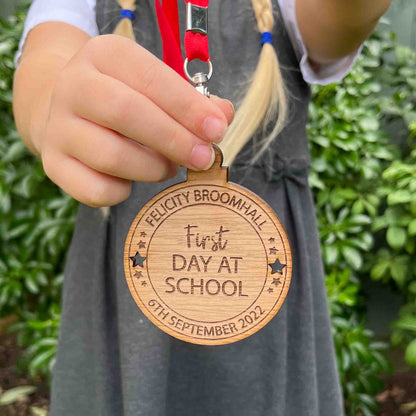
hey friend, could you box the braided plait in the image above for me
[220,0,288,166]
[252,0,274,32]
[114,0,136,41]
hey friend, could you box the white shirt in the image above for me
[16,0,363,85]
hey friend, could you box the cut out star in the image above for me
[267,287,274,293]
[140,231,147,237]
[130,251,146,268]
[272,278,281,286]
[137,240,146,249]
[134,270,144,279]
[141,280,147,287]
[268,237,275,243]
[269,247,279,255]
[269,258,286,275]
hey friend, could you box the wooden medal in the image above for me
[124,145,292,345]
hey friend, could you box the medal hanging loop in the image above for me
[184,0,212,97]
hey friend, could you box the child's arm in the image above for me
[296,0,391,64]
[13,22,234,207]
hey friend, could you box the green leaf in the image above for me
[324,245,338,265]
[0,386,37,405]
[29,348,56,375]
[388,190,412,205]
[30,407,48,416]
[395,315,416,332]
[25,277,39,294]
[371,262,389,280]
[313,136,330,147]
[1,141,27,163]
[386,226,407,250]
[341,246,362,270]
[405,339,416,367]
[373,147,393,160]
[359,117,379,131]
[352,200,364,215]
[391,261,408,286]
[350,215,371,225]
[409,219,416,236]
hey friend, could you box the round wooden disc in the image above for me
[124,146,292,345]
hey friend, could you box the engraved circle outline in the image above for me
[127,184,290,341]
[144,203,269,323]
[126,183,291,342]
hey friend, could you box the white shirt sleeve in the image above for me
[15,0,99,66]
[16,0,362,85]
[277,0,363,85]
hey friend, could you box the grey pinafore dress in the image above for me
[49,1,344,415]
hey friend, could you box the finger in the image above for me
[84,35,229,143]
[210,96,235,126]
[59,117,177,182]
[71,71,215,171]
[42,148,132,207]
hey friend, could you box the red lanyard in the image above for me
[155,0,210,80]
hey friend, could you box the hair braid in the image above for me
[252,0,274,32]
[114,0,136,41]
[219,0,288,166]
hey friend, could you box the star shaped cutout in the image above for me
[267,287,274,293]
[130,251,146,268]
[269,247,279,255]
[140,231,147,237]
[268,258,286,275]
[268,237,275,243]
[141,280,147,287]
[137,240,146,249]
[134,270,144,279]
[272,278,281,286]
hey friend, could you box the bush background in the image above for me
[1,3,416,415]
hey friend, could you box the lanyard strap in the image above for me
[154,0,185,78]
[184,0,210,63]
[155,0,211,80]
[163,0,181,47]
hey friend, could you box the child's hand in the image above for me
[16,30,234,208]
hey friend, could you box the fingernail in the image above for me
[190,144,215,171]
[203,117,227,142]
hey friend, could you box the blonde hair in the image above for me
[114,0,136,41]
[220,0,287,167]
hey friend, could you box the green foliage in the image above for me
[371,150,416,285]
[364,35,416,369]
[11,305,60,379]
[372,150,416,367]
[0,5,77,379]
[307,28,414,416]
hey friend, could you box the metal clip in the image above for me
[186,3,208,35]
[184,59,213,98]
[193,72,210,97]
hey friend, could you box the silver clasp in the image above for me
[184,59,213,98]
[184,3,212,97]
